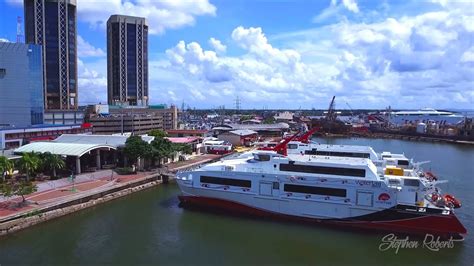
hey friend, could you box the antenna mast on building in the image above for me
[16,16,23,43]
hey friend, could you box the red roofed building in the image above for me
[165,136,204,155]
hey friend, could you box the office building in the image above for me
[107,15,148,107]
[0,42,44,128]
[24,0,78,110]
[87,105,179,135]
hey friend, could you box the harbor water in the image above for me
[0,138,473,265]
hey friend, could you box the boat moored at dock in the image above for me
[389,108,465,125]
[177,150,466,237]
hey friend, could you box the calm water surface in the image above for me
[0,138,473,265]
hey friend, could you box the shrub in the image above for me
[114,167,136,175]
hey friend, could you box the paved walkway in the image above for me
[0,170,115,203]
[0,154,226,219]
[0,172,148,218]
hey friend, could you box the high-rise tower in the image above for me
[24,0,78,110]
[107,15,148,107]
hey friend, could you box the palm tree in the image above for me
[41,152,65,178]
[0,156,14,181]
[18,152,41,181]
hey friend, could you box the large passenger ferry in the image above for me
[177,150,466,237]
[389,108,465,125]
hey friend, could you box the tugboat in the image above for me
[177,150,466,237]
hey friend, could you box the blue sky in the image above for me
[1,0,473,109]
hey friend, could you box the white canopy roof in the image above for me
[54,134,154,147]
[15,142,116,157]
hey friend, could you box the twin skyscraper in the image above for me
[24,0,148,110]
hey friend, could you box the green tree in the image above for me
[18,152,41,181]
[40,152,65,178]
[263,117,275,124]
[173,143,193,155]
[123,136,151,166]
[0,179,38,203]
[239,115,254,122]
[150,137,175,166]
[0,156,14,181]
[148,129,168,138]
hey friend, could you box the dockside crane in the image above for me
[326,96,337,122]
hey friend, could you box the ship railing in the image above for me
[176,164,202,174]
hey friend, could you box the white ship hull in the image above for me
[177,169,466,236]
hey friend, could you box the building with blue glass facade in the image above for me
[0,42,44,128]
[107,15,148,107]
[24,0,78,110]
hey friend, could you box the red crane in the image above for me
[258,131,300,156]
[257,127,319,155]
[294,127,320,143]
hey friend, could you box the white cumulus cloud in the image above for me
[161,3,474,109]
[342,0,359,13]
[77,59,107,105]
[208,37,226,54]
[6,0,216,35]
[77,35,106,57]
[77,0,216,34]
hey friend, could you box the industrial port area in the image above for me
[179,96,474,146]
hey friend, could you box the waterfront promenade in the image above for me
[0,170,148,217]
[0,153,225,235]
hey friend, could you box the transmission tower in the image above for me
[235,96,241,113]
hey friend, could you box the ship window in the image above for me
[288,144,298,149]
[200,175,251,188]
[254,153,271,161]
[404,179,419,187]
[279,164,366,177]
[398,160,409,166]
[305,150,370,159]
[284,184,346,197]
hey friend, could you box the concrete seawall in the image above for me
[0,173,163,236]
